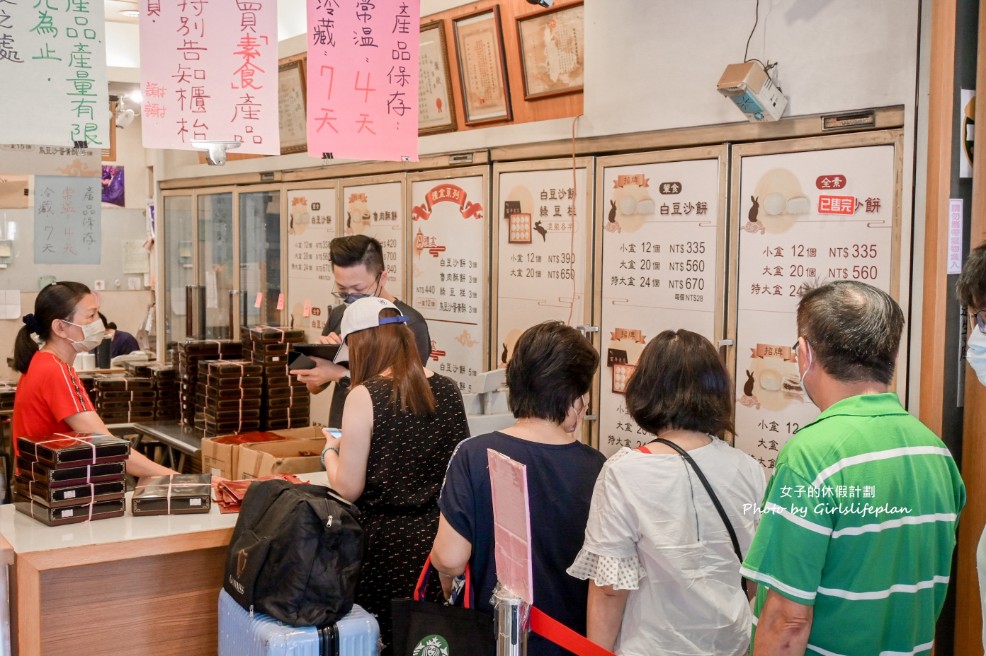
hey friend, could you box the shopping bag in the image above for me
[391,557,495,655]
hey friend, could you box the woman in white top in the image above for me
[568,329,766,656]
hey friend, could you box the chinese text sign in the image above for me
[0,0,108,147]
[140,0,279,154]
[35,175,101,264]
[307,0,420,161]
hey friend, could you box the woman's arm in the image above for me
[65,410,176,477]
[430,514,473,598]
[587,581,629,651]
[322,384,373,502]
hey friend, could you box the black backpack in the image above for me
[224,479,365,627]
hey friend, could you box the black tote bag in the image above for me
[391,557,495,655]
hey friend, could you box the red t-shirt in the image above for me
[12,351,94,455]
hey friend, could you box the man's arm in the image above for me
[752,588,813,656]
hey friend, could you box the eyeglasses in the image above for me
[331,273,381,301]
[969,309,986,335]
[792,338,800,357]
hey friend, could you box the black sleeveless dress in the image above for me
[354,373,469,654]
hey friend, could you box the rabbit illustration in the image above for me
[501,342,509,364]
[748,196,760,223]
[743,370,755,397]
[608,199,617,223]
[346,211,352,229]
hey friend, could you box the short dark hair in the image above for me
[625,330,734,437]
[506,322,599,424]
[957,241,986,308]
[14,281,91,373]
[329,235,384,276]
[796,280,904,385]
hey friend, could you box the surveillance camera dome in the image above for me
[190,140,243,166]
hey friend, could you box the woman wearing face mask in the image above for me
[12,281,176,477]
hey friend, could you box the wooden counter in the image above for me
[1,472,326,655]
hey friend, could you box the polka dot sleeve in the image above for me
[567,550,645,590]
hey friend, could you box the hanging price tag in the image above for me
[277,293,285,310]
[303,300,312,317]
[254,292,263,308]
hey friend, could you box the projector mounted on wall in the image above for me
[716,61,787,122]
[190,140,242,166]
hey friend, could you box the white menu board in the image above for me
[596,151,725,456]
[732,140,899,470]
[340,179,406,299]
[493,160,592,368]
[286,187,339,339]
[408,171,488,392]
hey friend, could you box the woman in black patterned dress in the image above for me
[322,297,468,654]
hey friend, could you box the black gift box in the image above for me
[18,433,130,469]
[16,456,127,488]
[14,476,126,508]
[14,495,125,526]
[132,474,213,516]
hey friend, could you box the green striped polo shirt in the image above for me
[741,393,965,656]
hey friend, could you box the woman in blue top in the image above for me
[430,321,605,656]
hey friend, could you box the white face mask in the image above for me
[798,340,816,406]
[63,317,105,353]
[967,329,986,387]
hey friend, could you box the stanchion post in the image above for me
[495,588,528,656]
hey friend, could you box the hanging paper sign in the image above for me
[0,1,109,148]
[139,0,280,154]
[306,0,420,162]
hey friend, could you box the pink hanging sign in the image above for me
[139,0,280,155]
[306,0,420,162]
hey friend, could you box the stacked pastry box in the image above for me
[243,326,311,430]
[177,339,243,428]
[14,432,129,525]
[197,360,264,437]
[0,381,15,411]
[147,364,180,420]
[132,473,212,515]
[93,375,156,423]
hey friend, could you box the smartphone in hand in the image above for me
[288,352,317,370]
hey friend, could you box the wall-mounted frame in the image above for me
[453,7,512,126]
[418,20,457,136]
[517,2,585,100]
[278,56,308,155]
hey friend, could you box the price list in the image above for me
[733,144,896,470]
[495,166,589,367]
[597,157,722,456]
[341,180,405,298]
[409,175,488,392]
[286,188,338,340]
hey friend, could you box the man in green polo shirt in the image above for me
[741,280,966,655]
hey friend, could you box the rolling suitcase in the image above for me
[218,589,380,656]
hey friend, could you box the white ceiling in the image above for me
[105,0,139,24]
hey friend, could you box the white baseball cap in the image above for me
[334,297,408,363]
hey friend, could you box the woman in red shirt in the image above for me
[12,281,175,477]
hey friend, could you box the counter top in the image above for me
[0,471,328,555]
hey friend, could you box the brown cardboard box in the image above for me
[201,426,322,478]
[235,434,325,479]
